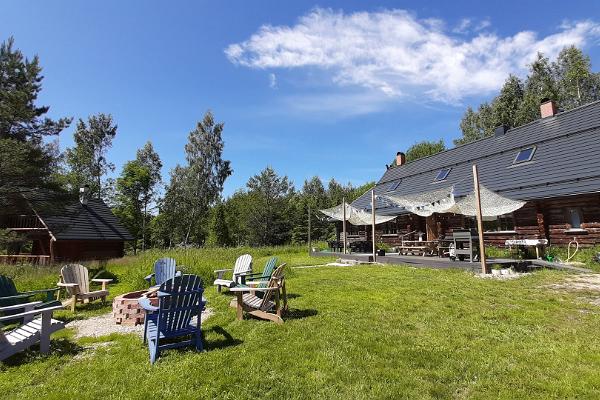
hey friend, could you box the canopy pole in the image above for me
[472,164,487,273]
[342,197,347,254]
[371,190,376,262]
[308,205,312,253]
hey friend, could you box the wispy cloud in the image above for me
[268,73,278,89]
[226,8,600,103]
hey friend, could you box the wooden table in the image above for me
[395,241,438,256]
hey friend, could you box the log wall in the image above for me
[373,193,600,248]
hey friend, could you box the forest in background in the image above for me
[1,36,599,251]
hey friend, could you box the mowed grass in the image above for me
[1,249,600,399]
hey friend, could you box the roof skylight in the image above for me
[513,146,536,164]
[386,180,401,192]
[434,168,451,182]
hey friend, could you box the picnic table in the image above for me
[505,239,548,259]
[394,240,438,256]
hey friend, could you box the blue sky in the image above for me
[3,1,600,196]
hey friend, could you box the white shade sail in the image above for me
[382,185,526,218]
[320,203,397,225]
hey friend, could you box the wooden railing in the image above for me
[0,215,45,229]
[0,255,50,265]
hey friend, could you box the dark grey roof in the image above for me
[353,100,600,212]
[21,191,134,241]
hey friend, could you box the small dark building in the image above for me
[0,189,133,263]
[349,99,600,248]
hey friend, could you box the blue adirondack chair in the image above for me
[138,274,205,364]
[144,258,181,287]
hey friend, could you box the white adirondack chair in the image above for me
[213,254,253,292]
[0,301,65,361]
[58,264,113,312]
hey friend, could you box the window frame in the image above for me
[513,146,536,164]
[566,207,584,230]
[386,180,402,192]
[433,168,451,182]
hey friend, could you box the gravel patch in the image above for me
[67,308,214,339]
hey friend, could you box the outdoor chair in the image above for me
[0,275,61,311]
[242,257,278,285]
[58,264,113,312]
[230,264,287,324]
[138,274,205,364]
[0,301,65,361]
[213,254,253,292]
[144,257,181,287]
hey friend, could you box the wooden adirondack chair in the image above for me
[138,274,205,364]
[58,264,113,312]
[241,257,279,299]
[0,301,65,361]
[144,258,181,287]
[213,254,253,292]
[0,275,61,312]
[230,264,287,324]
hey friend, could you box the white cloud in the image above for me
[269,73,278,88]
[225,8,600,103]
[452,18,472,34]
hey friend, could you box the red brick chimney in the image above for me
[396,152,406,167]
[540,98,557,118]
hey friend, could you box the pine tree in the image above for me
[0,37,71,191]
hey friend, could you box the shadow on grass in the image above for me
[285,308,318,320]
[1,338,84,367]
[203,326,243,351]
[285,293,302,299]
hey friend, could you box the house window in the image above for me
[483,214,515,232]
[434,168,451,182]
[387,180,401,192]
[513,146,536,164]
[381,221,397,235]
[567,207,583,229]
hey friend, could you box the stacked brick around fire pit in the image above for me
[113,290,148,326]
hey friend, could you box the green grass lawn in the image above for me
[2,248,600,399]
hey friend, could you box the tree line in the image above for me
[0,37,371,251]
[2,36,599,251]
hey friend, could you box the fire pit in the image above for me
[113,290,150,326]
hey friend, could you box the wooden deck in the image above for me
[310,250,592,273]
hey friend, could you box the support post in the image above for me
[472,164,487,273]
[308,205,312,253]
[342,197,347,254]
[371,190,376,262]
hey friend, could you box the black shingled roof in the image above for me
[352,100,600,213]
[20,191,134,241]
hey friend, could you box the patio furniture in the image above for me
[328,241,343,252]
[58,264,113,312]
[452,230,478,262]
[0,275,61,312]
[229,264,287,324]
[243,257,278,285]
[0,301,65,361]
[395,240,437,256]
[213,254,253,292]
[138,274,205,364]
[505,239,549,259]
[144,257,181,287]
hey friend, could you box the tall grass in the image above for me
[0,245,333,295]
